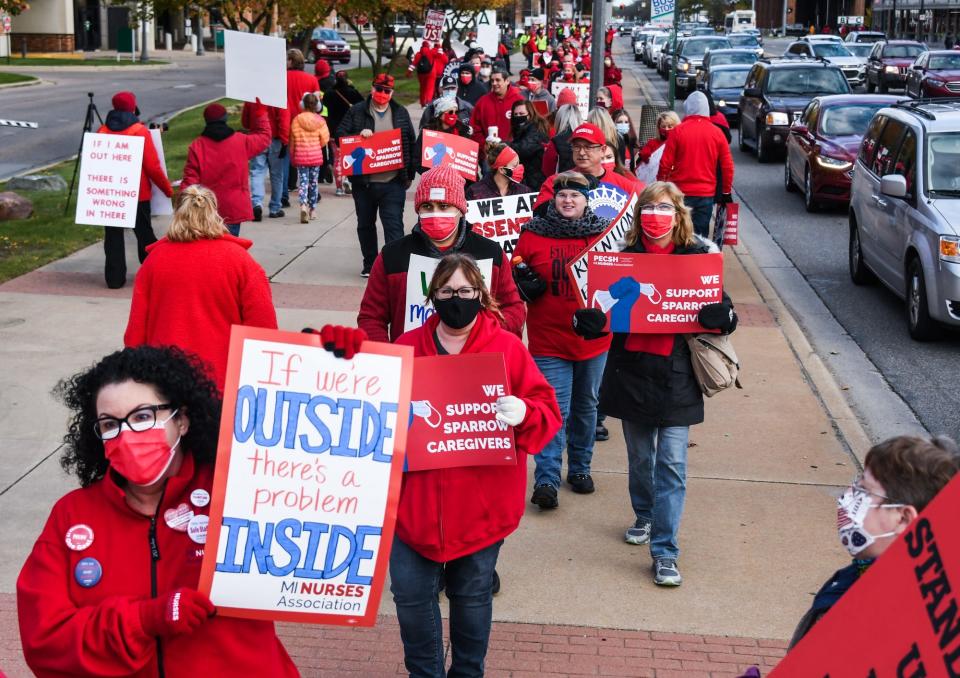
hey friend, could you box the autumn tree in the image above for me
[0,0,29,15]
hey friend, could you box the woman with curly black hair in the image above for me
[17,345,298,678]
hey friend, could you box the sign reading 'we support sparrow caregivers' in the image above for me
[339,129,404,176]
[199,326,413,626]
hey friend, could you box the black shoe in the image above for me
[595,424,609,441]
[360,266,372,278]
[253,205,262,222]
[568,473,595,494]
[281,198,290,208]
[531,484,558,509]
[268,210,285,218]
[492,569,501,596]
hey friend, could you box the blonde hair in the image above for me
[587,106,619,149]
[658,111,681,128]
[287,48,305,70]
[167,185,227,242]
[625,181,696,248]
[426,252,503,322]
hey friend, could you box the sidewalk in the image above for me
[0,71,857,677]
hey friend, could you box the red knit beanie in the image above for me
[557,87,578,108]
[414,166,467,214]
[204,103,228,123]
[112,91,137,113]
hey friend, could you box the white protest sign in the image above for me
[465,192,537,255]
[404,253,494,332]
[224,30,287,109]
[476,11,499,56]
[567,191,638,306]
[634,144,664,187]
[200,327,412,626]
[75,132,144,229]
[550,81,590,117]
[148,128,173,216]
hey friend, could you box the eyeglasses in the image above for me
[373,85,393,94]
[848,474,893,502]
[94,404,176,440]
[571,144,603,154]
[640,202,675,213]
[435,286,480,300]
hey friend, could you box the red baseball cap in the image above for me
[373,73,395,90]
[570,123,605,146]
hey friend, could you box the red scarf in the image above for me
[624,237,676,356]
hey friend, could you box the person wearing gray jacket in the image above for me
[419,75,475,131]
[523,68,556,114]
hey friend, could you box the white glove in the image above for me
[495,395,526,427]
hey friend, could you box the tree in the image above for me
[1,0,30,16]
[336,0,421,76]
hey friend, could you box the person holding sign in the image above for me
[465,143,532,200]
[17,346,297,677]
[413,97,473,178]
[96,91,174,290]
[389,252,560,677]
[573,181,737,587]
[514,171,612,508]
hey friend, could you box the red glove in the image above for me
[303,325,368,359]
[252,97,267,118]
[139,588,216,638]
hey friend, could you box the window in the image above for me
[893,129,917,199]
[883,44,926,58]
[803,100,820,130]
[813,43,853,58]
[711,68,750,89]
[766,68,848,95]
[745,64,762,90]
[870,43,883,59]
[820,104,888,137]
[926,132,960,195]
[929,54,960,70]
[859,114,887,166]
[712,52,757,66]
[787,43,806,55]
[870,119,905,177]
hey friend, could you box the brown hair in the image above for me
[484,141,511,169]
[511,99,550,136]
[287,48,305,70]
[168,185,227,242]
[426,252,503,321]
[302,92,318,112]
[603,141,635,179]
[865,435,960,511]
[625,181,696,248]
[552,170,590,192]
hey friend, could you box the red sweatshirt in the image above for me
[393,311,561,561]
[286,69,320,125]
[96,120,173,201]
[470,85,525,144]
[513,230,611,360]
[124,234,277,389]
[241,101,290,145]
[17,454,298,678]
[533,168,643,210]
[657,115,734,197]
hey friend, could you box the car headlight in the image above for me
[765,111,789,126]
[815,155,853,170]
[718,99,727,107]
[928,78,945,87]
[885,65,899,73]
[679,62,689,72]
[941,236,960,264]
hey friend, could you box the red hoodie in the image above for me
[393,312,561,561]
[657,115,734,197]
[470,85,525,144]
[241,101,290,145]
[17,454,298,678]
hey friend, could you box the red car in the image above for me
[784,94,902,211]
[905,50,960,98]
[310,27,351,64]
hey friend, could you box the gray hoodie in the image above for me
[684,91,709,118]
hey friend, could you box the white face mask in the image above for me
[442,89,456,100]
[616,122,630,135]
[837,486,904,557]
[480,67,492,76]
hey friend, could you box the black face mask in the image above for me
[433,297,482,329]
[511,116,528,131]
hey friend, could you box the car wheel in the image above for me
[848,218,875,285]
[866,77,876,93]
[738,122,749,153]
[784,158,796,192]
[756,126,771,163]
[803,166,818,212]
[906,257,941,341]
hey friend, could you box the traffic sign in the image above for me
[1,14,12,34]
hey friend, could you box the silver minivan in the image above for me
[849,100,960,340]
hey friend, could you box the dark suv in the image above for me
[739,58,851,162]
[865,40,927,92]
[674,35,732,97]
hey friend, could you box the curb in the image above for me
[0,62,175,72]
[0,77,43,90]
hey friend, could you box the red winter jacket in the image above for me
[241,101,290,145]
[287,69,321,125]
[657,115,734,198]
[357,225,525,343]
[470,85,525,144]
[393,311,561,561]
[97,116,173,202]
[533,168,644,210]
[124,234,277,389]
[17,454,298,678]
[181,111,271,225]
[637,137,665,164]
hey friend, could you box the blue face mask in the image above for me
[442,89,456,101]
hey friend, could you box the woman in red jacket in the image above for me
[124,185,277,390]
[17,345,298,678]
[414,42,436,106]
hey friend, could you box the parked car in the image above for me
[691,27,716,36]
[618,21,636,36]
[702,64,753,125]
[845,30,886,44]
[657,37,679,79]
[865,40,928,92]
[645,32,670,67]
[739,58,851,162]
[846,43,874,59]
[309,27,351,64]
[785,94,903,211]
[848,99,960,340]
[743,27,763,46]
[696,48,758,89]
[726,32,764,58]
[905,50,960,98]
[675,36,732,97]
[634,30,666,62]
[784,40,865,88]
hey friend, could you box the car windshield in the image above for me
[767,68,849,94]
[929,54,960,70]
[711,69,750,89]
[927,133,960,195]
[813,43,853,57]
[682,38,731,57]
[819,104,887,136]
[652,34,668,45]
[712,52,757,66]
[884,44,926,58]
[312,29,340,41]
[692,28,715,35]
[856,33,885,43]
[847,44,873,57]
[728,35,759,48]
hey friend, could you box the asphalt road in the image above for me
[618,36,960,441]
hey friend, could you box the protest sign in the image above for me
[75,132,144,229]
[199,326,413,626]
[466,192,537,255]
[404,254,494,333]
[340,130,404,177]
[567,192,638,306]
[423,9,446,43]
[769,474,960,676]
[550,81,590,117]
[586,251,723,333]
[475,11,499,55]
[148,128,173,216]
[223,30,287,109]
[405,353,516,472]
[723,202,739,247]
[421,130,479,180]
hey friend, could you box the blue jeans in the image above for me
[353,180,407,270]
[390,537,502,678]
[622,420,689,560]
[282,152,292,203]
[266,139,285,213]
[249,149,267,209]
[532,353,606,488]
[684,195,714,238]
[226,223,240,237]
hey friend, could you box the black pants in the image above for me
[353,179,407,271]
[103,200,156,289]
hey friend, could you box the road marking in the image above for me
[173,83,196,89]
[0,119,39,129]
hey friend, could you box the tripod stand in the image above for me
[64,92,103,215]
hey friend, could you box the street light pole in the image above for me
[589,0,604,106]
[196,7,205,55]
[139,2,148,63]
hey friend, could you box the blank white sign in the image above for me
[224,30,287,109]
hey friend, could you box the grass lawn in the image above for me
[0,72,37,84]
[1,57,169,66]
[0,98,238,284]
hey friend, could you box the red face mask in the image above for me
[460,72,473,84]
[103,421,181,486]
[640,212,674,240]
[441,111,459,128]
[371,90,392,106]
[601,159,615,172]
[505,164,525,183]
[420,212,460,242]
